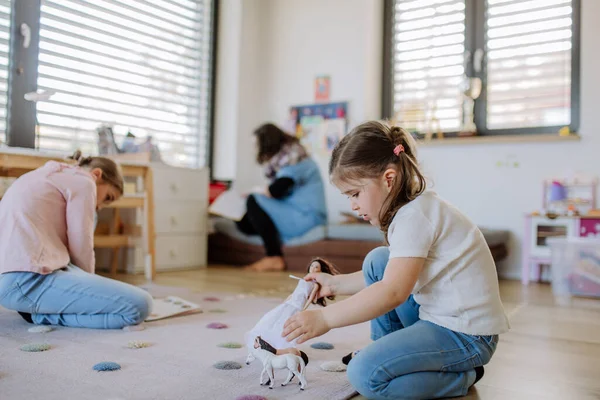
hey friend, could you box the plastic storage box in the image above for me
[548,237,600,300]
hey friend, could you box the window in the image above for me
[35,0,215,167]
[2,0,215,168]
[383,0,580,136]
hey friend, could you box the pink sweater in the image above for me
[0,161,96,274]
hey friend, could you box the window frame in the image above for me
[5,0,218,171]
[382,0,581,137]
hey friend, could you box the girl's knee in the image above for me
[347,357,380,398]
[124,288,153,325]
[362,246,390,284]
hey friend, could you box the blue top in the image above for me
[253,158,327,241]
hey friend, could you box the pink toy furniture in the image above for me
[522,215,600,284]
[522,178,598,285]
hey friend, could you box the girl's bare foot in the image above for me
[244,256,285,272]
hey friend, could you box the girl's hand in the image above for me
[282,309,330,344]
[304,272,336,299]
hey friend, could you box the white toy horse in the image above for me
[244,258,339,363]
[250,336,307,390]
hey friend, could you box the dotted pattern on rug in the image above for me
[122,324,145,332]
[127,341,151,349]
[311,342,334,350]
[320,361,347,372]
[203,296,220,302]
[20,343,51,352]
[28,325,53,333]
[93,362,121,372]
[217,342,243,349]
[206,322,228,329]
[209,308,227,313]
[235,396,268,400]
[213,361,242,370]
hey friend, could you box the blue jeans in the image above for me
[347,247,499,400]
[0,264,152,329]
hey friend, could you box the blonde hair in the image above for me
[329,121,426,240]
[68,150,124,195]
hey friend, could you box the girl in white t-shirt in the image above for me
[282,121,509,399]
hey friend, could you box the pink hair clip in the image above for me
[393,144,405,156]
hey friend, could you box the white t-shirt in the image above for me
[387,191,510,335]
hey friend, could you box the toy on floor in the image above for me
[320,361,347,372]
[93,361,121,371]
[127,340,151,349]
[218,342,243,349]
[206,322,228,329]
[213,361,242,370]
[20,343,51,352]
[146,296,202,322]
[250,336,307,391]
[244,258,339,359]
[245,337,309,386]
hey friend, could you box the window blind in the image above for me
[36,0,213,167]
[391,0,466,133]
[486,0,573,130]
[0,0,10,145]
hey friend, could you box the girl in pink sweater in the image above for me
[0,151,152,329]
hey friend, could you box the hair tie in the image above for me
[393,144,405,156]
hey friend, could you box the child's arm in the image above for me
[283,257,424,343]
[65,180,97,273]
[332,271,366,295]
[324,257,423,328]
[303,270,365,298]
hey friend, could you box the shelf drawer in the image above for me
[156,235,207,270]
[155,200,208,234]
[152,166,209,201]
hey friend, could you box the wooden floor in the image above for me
[117,267,600,400]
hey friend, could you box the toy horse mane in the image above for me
[257,336,277,354]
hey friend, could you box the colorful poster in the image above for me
[289,101,347,139]
[314,75,330,102]
[287,101,348,155]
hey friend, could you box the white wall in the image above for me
[260,0,383,127]
[212,0,269,185]
[214,0,599,279]
[212,0,242,180]
[261,0,384,219]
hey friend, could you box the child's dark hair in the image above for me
[329,121,426,240]
[307,257,340,307]
[68,150,124,195]
[254,123,299,164]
